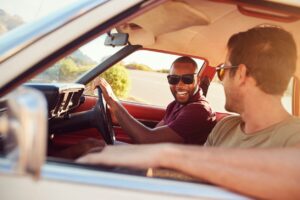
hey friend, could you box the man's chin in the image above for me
[175,97,189,104]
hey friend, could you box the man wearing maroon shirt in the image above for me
[96,56,216,144]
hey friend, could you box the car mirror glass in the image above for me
[0,86,48,179]
[104,32,129,47]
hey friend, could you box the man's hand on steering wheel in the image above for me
[93,78,117,105]
[93,77,118,123]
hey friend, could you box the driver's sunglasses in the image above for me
[167,73,197,85]
[216,63,239,81]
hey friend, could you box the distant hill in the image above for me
[0,9,24,34]
[125,63,153,71]
[69,50,97,66]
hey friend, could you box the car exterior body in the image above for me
[0,0,300,199]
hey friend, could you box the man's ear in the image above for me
[236,64,247,85]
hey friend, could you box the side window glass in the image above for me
[282,78,294,114]
[89,50,205,108]
[206,76,226,113]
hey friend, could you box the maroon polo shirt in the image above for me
[162,89,216,145]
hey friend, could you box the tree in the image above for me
[100,63,131,98]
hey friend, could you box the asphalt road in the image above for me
[127,69,173,108]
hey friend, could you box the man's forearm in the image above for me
[161,145,300,199]
[111,101,152,143]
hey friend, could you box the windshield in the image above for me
[0,0,79,35]
[28,34,123,83]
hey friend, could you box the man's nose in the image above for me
[176,79,186,88]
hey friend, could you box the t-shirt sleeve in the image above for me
[166,103,213,142]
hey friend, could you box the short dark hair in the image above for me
[227,25,297,95]
[171,56,198,72]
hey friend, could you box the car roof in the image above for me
[121,0,300,69]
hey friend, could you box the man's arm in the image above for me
[95,78,183,144]
[155,120,165,127]
[77,143,300,199]
[164,145,300,199]
[111,100,183,143]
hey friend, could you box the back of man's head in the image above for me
[227,25,297,95]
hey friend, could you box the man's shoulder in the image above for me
[276,116,300,131]
[205,115,241,146]
[166,100,177,110]
[185,96,213,111]
[271,116,300,147]
[211,115,241,135]
[275,116,300,136]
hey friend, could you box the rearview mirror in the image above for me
[104,33,129,47]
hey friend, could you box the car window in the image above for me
[28,33,123,83]
[282,78,294,114]
[206,76,226,113]
[206,76,294,114]
[88,50,206,108]
[0,0,78,35]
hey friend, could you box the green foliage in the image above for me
[125,62,169,74]
[100,63,131,98]
[125,63,153,72]
[156,69,169,73]
[58,58,93,81]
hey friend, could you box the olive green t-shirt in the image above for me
[205,115,300,148]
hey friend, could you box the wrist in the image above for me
[158,143,182,168]
[107,98,119,113]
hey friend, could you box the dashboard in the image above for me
[25,83,85,118]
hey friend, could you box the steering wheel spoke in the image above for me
[93,86,115,144]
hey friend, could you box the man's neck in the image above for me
[240,94,290,134]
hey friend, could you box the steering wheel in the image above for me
[92,86,115,144]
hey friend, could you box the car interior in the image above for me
[1,0,300,183]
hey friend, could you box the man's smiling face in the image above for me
[169,62,199,104]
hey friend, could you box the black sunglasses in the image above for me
[167,73,197,85]
[216,63,238,81]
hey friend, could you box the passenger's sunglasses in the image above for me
[216,63,238,81]
[167,73,197,85]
